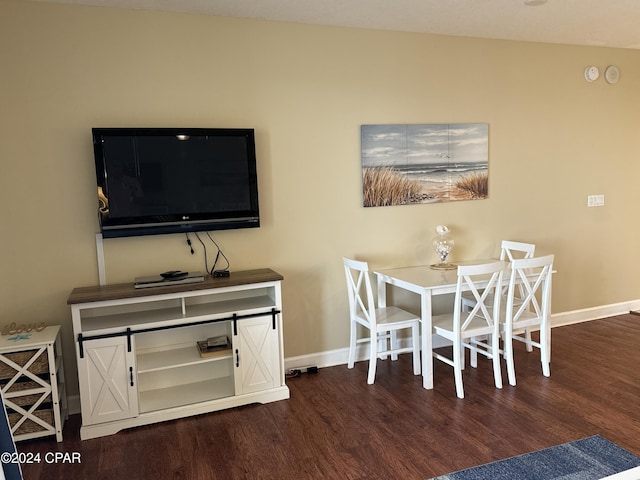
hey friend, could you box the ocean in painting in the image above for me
[394,161,488,184]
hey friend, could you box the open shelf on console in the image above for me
[136,345,232,374]
[78,294,278,334]
[138,377,235,413]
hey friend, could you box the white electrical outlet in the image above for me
[587,194,605,207]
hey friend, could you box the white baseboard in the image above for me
[550,299,640,327]
[284,299,640,372]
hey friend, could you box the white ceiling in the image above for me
[34,0,640,50]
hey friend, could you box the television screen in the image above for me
[93,128,260,238]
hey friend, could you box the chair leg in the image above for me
[525,328,533,352]
[491,333,502,389]
[373,332,388,360]
[504,331,516,386]
[469,337,477,368]
[453,337,464,399]
[540,324,551,377]
[367,332,377,384]
[518,286,535,354]
[390,330,399,361]
[348,320,357,369]
[412,323,421,375]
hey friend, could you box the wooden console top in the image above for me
[67,268,283,305]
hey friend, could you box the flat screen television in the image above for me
[92,128,260,238]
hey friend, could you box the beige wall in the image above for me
[2,0,640,397]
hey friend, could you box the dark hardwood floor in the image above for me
[16,314,640,480]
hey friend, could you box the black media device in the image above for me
[160,270,188,280]
[93,128,260,238]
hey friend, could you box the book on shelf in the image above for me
[206,335,229,348]
[197,336,231,359]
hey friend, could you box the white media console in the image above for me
[67,268,289,440]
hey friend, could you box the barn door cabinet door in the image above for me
[233,315,280,395]
[76,335,138,426]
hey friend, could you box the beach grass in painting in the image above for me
[363,167,432,207]
[455,171,488,198]
[361,124,489,206]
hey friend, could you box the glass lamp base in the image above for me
[429,263,457,270]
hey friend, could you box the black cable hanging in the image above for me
[191,232,230,276]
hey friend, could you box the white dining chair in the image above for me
[343,257,421,384]
[431,261,505,399]
[462,240,536,360]
[503,254,554,386]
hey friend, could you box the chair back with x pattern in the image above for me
[499,241,536,297]
[455,261,505,335]
[500,240,536,262]
[506,254,554,326]
[503,254,554,386]
[343,257,376,329]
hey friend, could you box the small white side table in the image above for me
[0,325,67,442]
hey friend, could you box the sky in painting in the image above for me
[361,124,488,168]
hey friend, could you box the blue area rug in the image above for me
[429,435,640,480]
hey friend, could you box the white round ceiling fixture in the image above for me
[604,65,620,84]
[584,66,600,82]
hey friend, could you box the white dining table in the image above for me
[374,261,501,390]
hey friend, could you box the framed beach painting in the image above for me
[360,123,489,207]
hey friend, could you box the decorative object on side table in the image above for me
[430,225,456,270]
[1,322,47,336]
